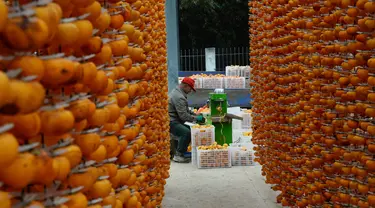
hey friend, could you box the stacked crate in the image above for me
[191,125,231,168]
[197,148,231,168]
[232,130,252,144]
[190,125,215,165]
[224,77,246,89]
[225,65,251,89]
[229,143,254,166]
[229,110,255,166]
[201,77,224,89]
[225,65,251,78]
[241,110,252,129]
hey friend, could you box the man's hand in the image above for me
[196,114,205,124]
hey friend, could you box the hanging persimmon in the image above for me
[0,0,8,33]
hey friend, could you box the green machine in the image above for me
[208,92,232,145]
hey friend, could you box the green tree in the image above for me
[178,0,249,49]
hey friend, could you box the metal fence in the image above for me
[180,47,250,71]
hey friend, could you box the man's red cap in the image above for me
[181,77,196,92]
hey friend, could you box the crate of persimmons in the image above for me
[191,124,215,147]
[229,144,254,166]
[196,143,231,169]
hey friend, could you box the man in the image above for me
[169,77,205,163]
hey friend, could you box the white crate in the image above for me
[225,66,240,76]
[229,143,254,166]
[245,78,250,89]
[241,66,251,78]
[230,143,254,151]
[202,77,224,89]
[241,111,252,129]
[224,77,246,89]
[227,107,242,114]
[191,125,215,147]
[227,107,243,129]
[232,130,252,144]
[232,119,242,130]
[197,149,231,169]
[192,147,197,166]
[232,150,254,166]
[225,66,251,78]
[192,77,203,89]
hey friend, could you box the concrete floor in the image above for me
[163,162,283,208]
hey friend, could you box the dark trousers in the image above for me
[170,121,191,155]
[170,139,178,159]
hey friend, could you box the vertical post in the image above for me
[220,48,223,71]
[241,47,247,66]
[180,49,183,71]
[216,48,220,71]
[188,49,191,71]
[183,49,186,70]
[247,47,250,65]
[229,47,232,66]
[201,48,204,71]
[205,47,216,71]
[237,47,240,65]
[166,0,180,93]
[193,49,196,71]
[225,48,228,70]
[195,49,199,71]
[238,47,240,66]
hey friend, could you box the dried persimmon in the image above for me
[8,56,45,81]
[93,11,111,34]
[43,58,76,86]
[40,110,75,136]
[0,71,11,109]
[0,153,36,189]
[74,133,101,156]
[56,22,80,46]
[0,0,8,32]
[0,133,18,169]
[2,80,45,114]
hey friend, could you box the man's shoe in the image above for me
[184,152,192,158]
[173,155,190,163]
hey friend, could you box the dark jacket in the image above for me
[168,87,196,123]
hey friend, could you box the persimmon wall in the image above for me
[250,0,375,207]
[0,0,170,207]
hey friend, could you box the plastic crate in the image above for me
[232,119,242,130]
[225,66,239,76]
[191,125,215,147]
[227,107,243,129]
[232,150,254,166]
[232,130,252,144]
[225,66,251,78]
[197,149,231,169]
[224,77,246,89]
[192,77,203,89]
[192,147,197,166]
[245,78,250,88]
[202,77,224,89]
[241,111,252,129]
[229,143,254,166]
[241,66,251,78]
